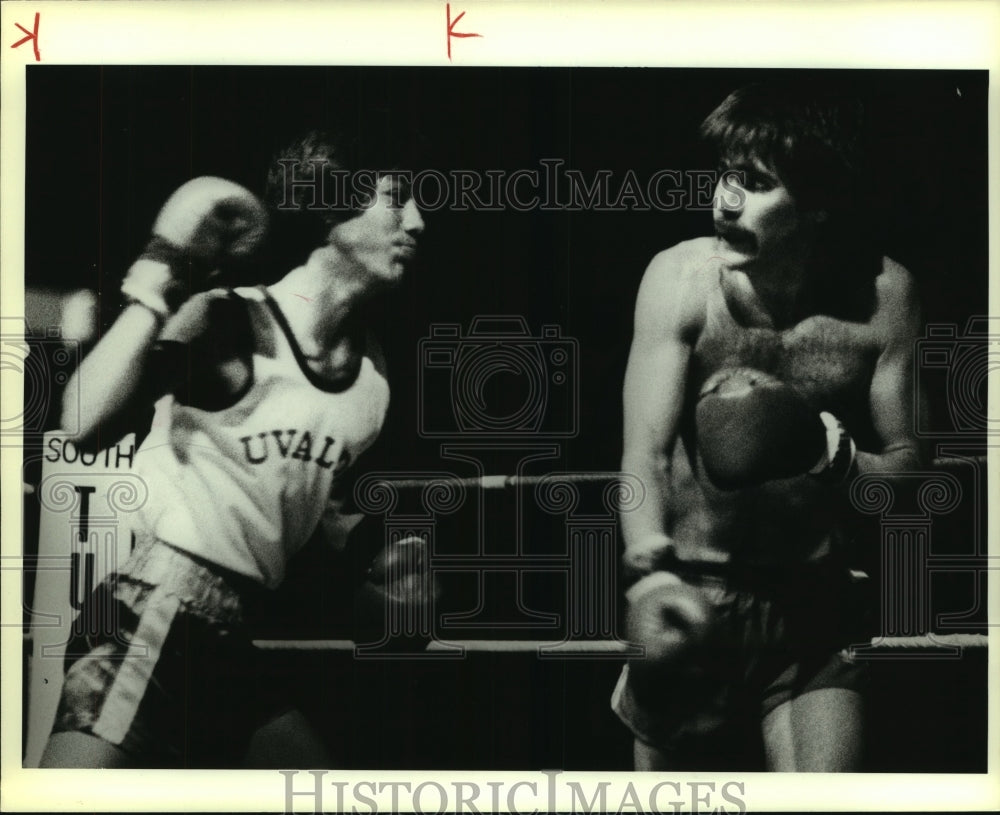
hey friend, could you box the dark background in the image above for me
[23,66,989,469]
[21,66,990,770]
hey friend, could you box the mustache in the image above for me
[714,222,756,250]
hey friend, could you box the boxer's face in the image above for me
[712,156,820,274]
[328,174,424,285]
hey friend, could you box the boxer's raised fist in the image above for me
[696,367,833,489]
[121,177,267,318]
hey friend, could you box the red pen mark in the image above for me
[11,12,40,62]
[446,3,482,61]
[292,293,312,302]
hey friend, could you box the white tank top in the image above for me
[132,286,389,588]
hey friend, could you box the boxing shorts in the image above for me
[50,535,290,767]
[611,555,868,759]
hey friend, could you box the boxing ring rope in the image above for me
[253,457,989,656]
[372,472,625,491]
[351,457,984,492]
[252,634,988,652]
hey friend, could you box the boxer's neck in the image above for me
[268,248,381,357]
[746,255,814,330]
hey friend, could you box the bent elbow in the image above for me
[58,389,102,451]
[58,422,101,453]
[622,449,671,482]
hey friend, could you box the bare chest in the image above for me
[693,315,881,416]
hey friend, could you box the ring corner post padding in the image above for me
[22,430,137,767]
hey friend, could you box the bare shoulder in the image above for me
[876,256,917,299]
[642,237,717,289]
[873,256,922,338]
[635,238,715,339]
[160,288,244,344]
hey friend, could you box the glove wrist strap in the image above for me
[121,236,209,317]
[122,295,168,328]
[141,235,212,277]
[625,570,683,603]
[809,411,857,483]
[120,258,181,318]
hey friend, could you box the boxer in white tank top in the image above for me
[41,130,425,768]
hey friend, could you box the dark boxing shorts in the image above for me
[611,556,868,756]
[51,536,288,767]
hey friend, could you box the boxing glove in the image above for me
[354,535,440,649]
[366,535,439,606]
[121,177,268,318]
[696,367,855,489]
[625,571,713,703]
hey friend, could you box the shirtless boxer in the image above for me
[612,83,924,771]
[39,130,426,767]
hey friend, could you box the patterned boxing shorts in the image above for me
[611,556,868,764]
[51,536,289,767]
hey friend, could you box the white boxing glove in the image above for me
[121,176,268,318]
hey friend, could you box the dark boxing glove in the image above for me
[625,572,713,704]
[695,367,856,489]
[354,535,440,650]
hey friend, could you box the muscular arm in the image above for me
[621,249,702,580]
[61,292,251,450]
[60,304,166,449]
[62,176,267,449]
[854,260,927,475]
